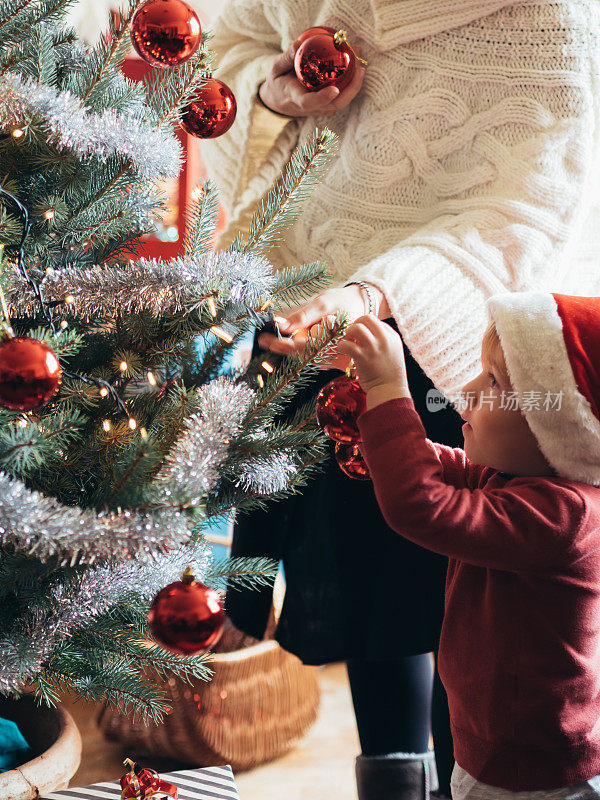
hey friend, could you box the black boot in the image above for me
[355,750,437,800]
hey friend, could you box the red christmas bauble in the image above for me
[130,0,201,68]
[148,573,225,655]
[335,441,370,480]
[295,25,336,45]
[180,78,237,139]
[0,337,62,411]
[316,374,366,444]
[120,763,161,800]
[294,30,355,92]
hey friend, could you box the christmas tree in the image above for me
[0,0,340,720]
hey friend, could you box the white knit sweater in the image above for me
[199,0,600,397]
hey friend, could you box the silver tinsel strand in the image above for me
[236,452,298,494]
[10,251,276,318]
[0,73,181,179]
[158,377,255,501]
[0,547,211,693]
[0,472,193,565]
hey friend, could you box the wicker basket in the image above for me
[97,622,320,771]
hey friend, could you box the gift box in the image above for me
[40,766,239,800]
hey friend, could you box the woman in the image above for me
[198,2,600,797]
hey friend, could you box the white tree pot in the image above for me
[0,696,82,800]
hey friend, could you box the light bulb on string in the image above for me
[140,427,148,439]
[128,418,137,431]
[11,129,23,139]
[102,419,111,432]
[208,297,217,317]
[210,326,233,344]
[44,209,54,220]
[261,361,274,374]
[60,320,68,329]
[256,374,264,388]
[99,387,109,398]
[64,295,75,305]
[119,361,128,372]
[147,371,157,386]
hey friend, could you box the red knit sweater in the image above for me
[357,397,600,792]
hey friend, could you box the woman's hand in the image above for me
[258,285,373,358]
[338,316,412,409]
[258,284,391,370]
[259,39,366,118]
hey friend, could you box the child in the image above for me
[338,291,600,800]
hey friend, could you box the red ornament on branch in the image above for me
[294,28,365,92]
[335,441,370,480]
[148,566,225,655]
[0,336,62,411]
[315,374,366,444]
[130,0,201,68]
[180,77,237,139]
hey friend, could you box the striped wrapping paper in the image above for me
[40,767,239,800]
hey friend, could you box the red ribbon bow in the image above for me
[120,759,178,800]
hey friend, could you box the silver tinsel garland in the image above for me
[236,452,299,494]
[0,547,211,693]
[0,379,255,564]
[0,471,193,565]
[10,251,275,318]
[0,73,181,179]
[159,377,255,501]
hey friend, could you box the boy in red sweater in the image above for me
[338,292,600,800]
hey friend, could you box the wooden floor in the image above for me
[64,663,360,800]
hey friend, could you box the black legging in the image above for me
[347,652,454,796]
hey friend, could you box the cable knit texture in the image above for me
[199,0,600,397]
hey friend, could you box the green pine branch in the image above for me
[207,556,278,591]
[229,128,338,257]
[183,179,219,259]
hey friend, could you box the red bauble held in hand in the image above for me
[148,567,225,655]
[130,0,201,68]
[295,25,336,45]
[335,442,370,480]
[294,29,359,92]
[180,78,237,139]
[316,374,366,444]
[0,337,62,411]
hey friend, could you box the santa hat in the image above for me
[486,292,600,486]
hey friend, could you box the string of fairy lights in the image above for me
[0,184,157,433]
[0,180,287,438]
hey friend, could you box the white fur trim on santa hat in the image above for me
[487,292,600,486]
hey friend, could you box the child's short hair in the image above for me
[482,320,511,385]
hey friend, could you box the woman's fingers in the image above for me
[271,43,298,78]
[283,298,333,333]
[257,332,305,354]
[329,65,366,111]
[295,84,340,113]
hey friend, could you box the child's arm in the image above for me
[427,439,481,490]
[339,317,587,571]
[337,316,483,490]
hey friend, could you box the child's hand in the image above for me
[338,316,412,409]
